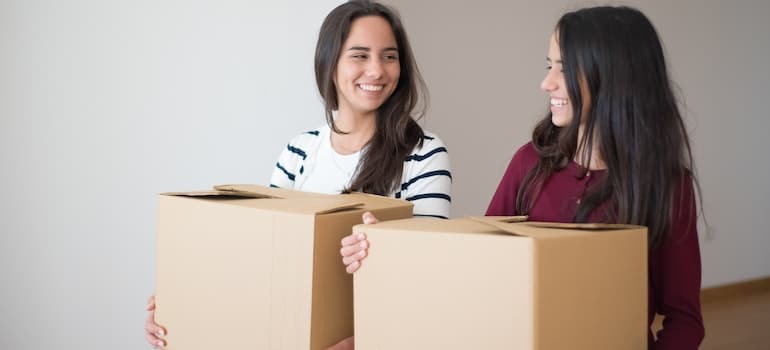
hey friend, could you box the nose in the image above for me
[366,58,385,79]
[541,69,557,92]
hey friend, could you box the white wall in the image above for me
[0,1,342,348]
[386,0,770,288]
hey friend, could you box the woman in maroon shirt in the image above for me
[487,6,704,350]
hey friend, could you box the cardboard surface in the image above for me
[155,185,413,349]
[354,218,648,350]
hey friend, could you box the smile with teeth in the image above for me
[550,98,568,107]
[359,83,384,92]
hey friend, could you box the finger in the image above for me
[145,311,166,338]
[340,233,364,247]
[342,249,367,266]
[346,261,360,274]
[362,212,379,225]
[145,332,166,349]
[340,336,355,348]
[340,239,367,257]
[145,321,166,348]
[326,335,355,350]
[339,244,360,258]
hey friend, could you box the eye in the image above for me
[384,54,399,61]
[546,64,564,73]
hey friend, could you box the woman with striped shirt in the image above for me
[269,1,451,219]
[145,1,450,349]
[275,3,452,350]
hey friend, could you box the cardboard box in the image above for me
[354,217,647,350]
[154,184,413,350]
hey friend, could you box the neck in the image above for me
[331,108,377,155]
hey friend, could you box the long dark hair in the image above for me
[315,0,427,195]
[518,6,698,248]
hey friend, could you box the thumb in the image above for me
[362,211,379,225]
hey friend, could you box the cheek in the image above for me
[335,62,356,82]
[558,76,567,91]
[389,66,401,86]
[335,68,347,84]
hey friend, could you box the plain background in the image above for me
[1,0,768,349]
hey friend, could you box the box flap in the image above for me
[336,192,413,213]
[165,184,381,214]
[468,217,643,238]
[215,185,366,214]
[518,221,641,230]
[214,184,324,199]
[464,216,530,236]
[296,198,365,214]
[161,190,273,199]
[465,216,529,224]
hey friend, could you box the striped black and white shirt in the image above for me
[270,125,452,219]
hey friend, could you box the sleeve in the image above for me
[399,135,452,219]
[650,177,705,349]
[485,143,534,216]
[268,140,304,190]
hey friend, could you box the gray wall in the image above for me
[1,0,768,349]
[386,0,770,289]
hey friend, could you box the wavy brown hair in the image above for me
[315,0,428,195]
[517,6,699,248]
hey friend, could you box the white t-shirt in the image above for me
[270,124,452,219]
[298,130,361,194]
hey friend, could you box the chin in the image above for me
[356,101,385,113]
[551,115,572,127]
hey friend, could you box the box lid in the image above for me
[467,216,644,239]
[161,184,412,215]
[358,216,644,239]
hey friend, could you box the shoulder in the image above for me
[270,126,329,188]
[502,141,539,179]
[406,130,450,163]
[485,142,536,216]
[285,125,327,151]
[279,124,327,161]
[512,142,539,167]
[419,130,446,148]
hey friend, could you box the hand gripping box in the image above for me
[154,184,413,349]
[353,216,648,350]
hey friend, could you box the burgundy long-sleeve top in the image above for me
[486,142,704,350]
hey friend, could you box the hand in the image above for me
[325,336,355,350]
[340,212,378,273]
[144,295,167,349]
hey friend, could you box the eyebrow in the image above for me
[347,46,399,52]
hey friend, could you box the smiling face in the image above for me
[541,33,573,127]
[541,32,593,129]
[334,15,400,119]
